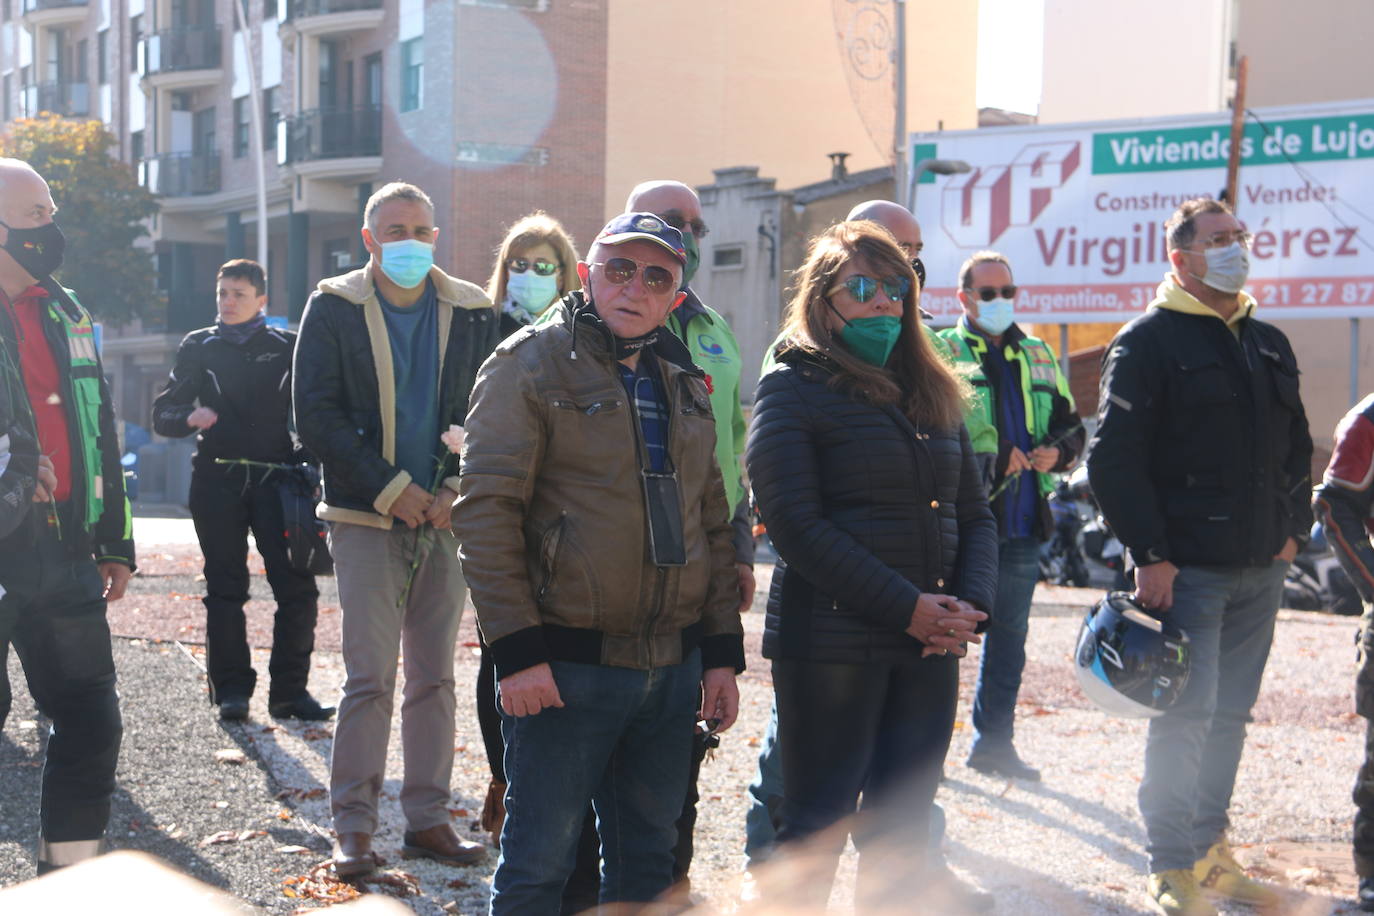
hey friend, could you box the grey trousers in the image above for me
[328,522,466,835]
[1138,558,1288,872]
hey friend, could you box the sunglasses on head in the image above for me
[507,256,560,277]
[964,285,1018,302]
[828,274,911,304]
[592,257,677,294]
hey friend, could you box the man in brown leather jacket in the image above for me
[457,212,743,913]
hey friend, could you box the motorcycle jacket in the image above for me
[1314,392,1374,603]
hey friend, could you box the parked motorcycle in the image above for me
[1039,466,1128,590]
[1283,523,1361,615]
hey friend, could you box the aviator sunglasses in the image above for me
[964,284,1018,302]
[592,257,677,294]
[827,274,911,304]
[506,256,560,277]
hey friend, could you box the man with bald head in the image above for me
[0,159,134,874]
[623,180,754,895]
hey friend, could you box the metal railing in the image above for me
[278,106,382,164]
[20,81,90,117]
[139,26,222,76]
[284,0,383,20]
[140,151,222,196]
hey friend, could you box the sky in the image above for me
[976,0,1045,115]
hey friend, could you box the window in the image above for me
[193,106,216,156]
[400,38,422,112]
[130,129,144,163]
[263,0,277,20]
[262,86,278,151]
[129,15,142,73]
[2,75,9,122]
[713,246,744,269]
[97,30,108,85]
[75,39,87,82]
[233,97,249,157]
[364,53,381,108]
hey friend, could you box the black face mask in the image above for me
[1,220,65,279]
[911,256,926,290]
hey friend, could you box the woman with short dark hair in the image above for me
[747,220,998,911]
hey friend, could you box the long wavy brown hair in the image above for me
[485,211,582,308]
[778,220,969,430]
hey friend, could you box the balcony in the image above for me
[281,0,384,38]
[20,81,90,118]
[20,0,88,27]
[140,151,222,197]
[277,106,382,180]
[138,27,222,91]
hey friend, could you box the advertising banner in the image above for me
[910,99,1374,323]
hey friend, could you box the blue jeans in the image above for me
[490,651,702,914]
[1138,559,1288,872]
[970,536,1042,756]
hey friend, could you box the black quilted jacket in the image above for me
[747,352,998,663]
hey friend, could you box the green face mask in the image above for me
[836,314,902,367]
[680,232,700,286]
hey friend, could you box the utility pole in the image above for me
[892,0,906,206]
[1224,55,1248,212]
[231,0,270,279]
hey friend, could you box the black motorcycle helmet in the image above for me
[1074,591,1190,718]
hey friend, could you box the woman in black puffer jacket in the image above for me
[747,221,997,910]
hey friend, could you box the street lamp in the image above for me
[907,157,972,212]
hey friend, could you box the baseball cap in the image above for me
[594,212,687,265]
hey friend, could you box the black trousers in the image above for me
[189,465,319,704]
[0,522,123,858]
[772,654,959,907]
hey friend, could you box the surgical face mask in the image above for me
[507,270,560,316]
[379,238,434,289]
[976,298,1016,336]
[680,232,700,287]
[0,219,65,279]
[1191,241,1249,295]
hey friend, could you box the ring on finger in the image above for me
[945,628,957,638]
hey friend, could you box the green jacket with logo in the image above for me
[938,317,1082,538]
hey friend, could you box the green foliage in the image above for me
[1,114,163,326]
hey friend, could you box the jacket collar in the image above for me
[558,291,702,377]
[315,262,491,311]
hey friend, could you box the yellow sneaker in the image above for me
[1193,836,1280,906]
[1148,869,1219,916]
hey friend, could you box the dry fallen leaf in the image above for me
[214,748,247,766]
[276,845,312,855]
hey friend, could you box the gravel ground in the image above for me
[0,519,1368,914]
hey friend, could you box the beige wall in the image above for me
[1236,0,1374,106]
[1039,0,1231,123]
[604,0,978,218]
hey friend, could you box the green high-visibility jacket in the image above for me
[938,317,1078,499]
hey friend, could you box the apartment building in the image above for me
[0,0,978,436]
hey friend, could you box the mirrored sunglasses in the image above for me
[593,257,677,294]
[828,274,911,304]
[507,256,560,276]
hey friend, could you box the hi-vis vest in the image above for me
[50,290,110,529]
[938,318,1073,497]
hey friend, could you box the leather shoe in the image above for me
[1359,874,1374,911]
[269,693,336,721]
[967,747,1041,781]
[333,831,377,879]
[218,695,249,721]
[401,824,487,865]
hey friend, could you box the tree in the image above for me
[1,114,163,326]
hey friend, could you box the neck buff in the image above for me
[217,311,266,345]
